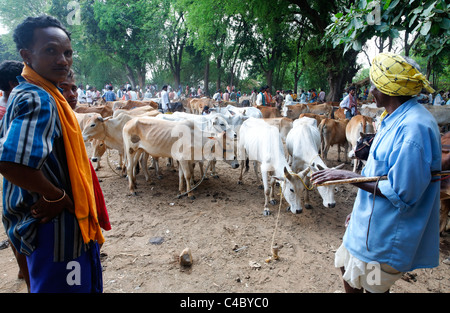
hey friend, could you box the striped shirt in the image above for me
[0,76,83,262]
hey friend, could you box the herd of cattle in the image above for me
[74,97,450,233]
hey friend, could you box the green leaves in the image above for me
[326,0,449,60]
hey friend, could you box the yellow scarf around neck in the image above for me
[22,64,104,245]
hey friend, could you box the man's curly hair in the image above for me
[13,15,71,51]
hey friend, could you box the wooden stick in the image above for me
[314,170,450,187]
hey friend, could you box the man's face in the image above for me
[59,76,78,109]
[370,83,384,108]
[21,27,73,84]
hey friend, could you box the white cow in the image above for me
[237,117,309,215]
[286,117,338,209]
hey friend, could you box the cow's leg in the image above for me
[178,161,186,196]
[269,176,277,206]
[238,160,246,184]
[140,153,151,182]
[119,152,127,177]
[126,151,137,195]
[261,170,271,216]
[181,161,195,200]
[253,161,262,188]
[209,160,219,178]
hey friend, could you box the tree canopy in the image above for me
[0,0,447,98]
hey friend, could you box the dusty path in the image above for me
[0,146,449,293]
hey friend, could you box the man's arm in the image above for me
[0,161,74,223]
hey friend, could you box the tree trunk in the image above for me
[204,56,210,96]
[125,64,137,89]
[326,50,359,102]
[216,56,222,92]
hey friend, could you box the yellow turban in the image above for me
[369,52,435,97]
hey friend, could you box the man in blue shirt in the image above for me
[102,85,116,102]
[311,53,440,293]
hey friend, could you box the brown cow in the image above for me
[258,106,281,118]
[307,103,333,117]
[74,105,113,118]
[112,100,158,111]
[282,103,310,119]
[318,118,350,162]
[298,113,327,126]
[440,132,450,235]
[333,107,346,120]
[190,98,216,114]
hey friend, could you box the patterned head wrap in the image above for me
[369,52,435,96]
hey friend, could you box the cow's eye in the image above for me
[290,188,294,193]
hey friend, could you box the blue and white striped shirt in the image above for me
[0,76,83,261]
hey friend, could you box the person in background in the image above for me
[0,15,104,293]
[340,86,358,119]
[0,60,23,120]
[256,86,266,106]
[160,85,170,113]
[274,90,284,110]
[59,69,111,233]
[102,85,116,102]
[433,90,445,106]
[318,89,326,103]
[202,105,210,115]
[311,52,440,293]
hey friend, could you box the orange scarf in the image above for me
[22,64,104,245]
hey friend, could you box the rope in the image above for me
[266,179,285,263]
[175,160,212,199]
[289,171,315,191]
[267,170,312,262]
[106,149,124,177]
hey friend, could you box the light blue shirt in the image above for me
[344,98,441,272]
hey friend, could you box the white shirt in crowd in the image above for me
[161,89,170,111]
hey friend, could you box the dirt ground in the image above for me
[0,145,449,294]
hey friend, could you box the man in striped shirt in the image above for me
[0,15,103,293]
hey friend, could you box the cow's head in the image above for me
[275,167,310,214]
[82,116,106,142]
[350,132,375,161]
[311,163,344,208]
